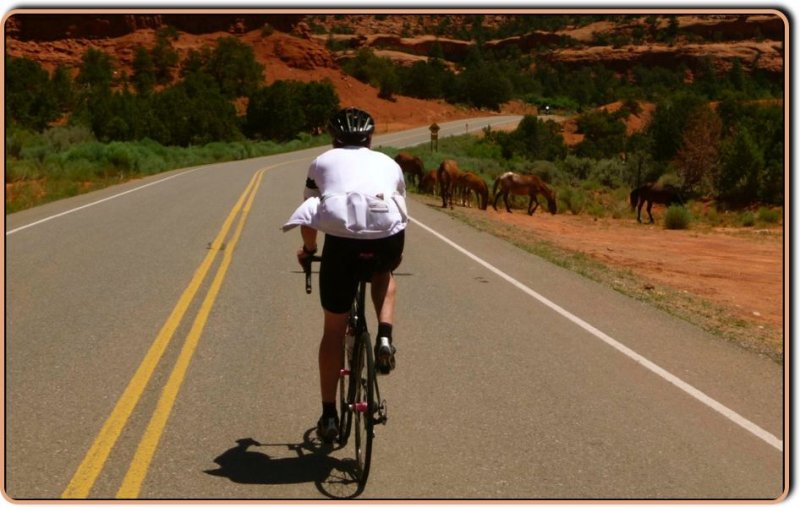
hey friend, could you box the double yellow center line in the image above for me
[62,167,270,499]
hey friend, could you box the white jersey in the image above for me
[282,146,409,239]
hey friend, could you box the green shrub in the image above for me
[757,207,781,224]
[610,200,629,219]
[42,125,96,151]
[586,202,606,218]
[62,158,97,181]
[558,186,586,215]
[6,159,43,181]
[740,211,756,227]
[529,160,560,183]
[664,205,691,229]
[580,178,602,191]
[106,142,135,170]
[704,207,722,226]
[20,143,51,164]
[588,158,626,188]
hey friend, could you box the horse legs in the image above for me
[528,195,540,215]
[503,192,512,213]
[636,200,644,223]
[439,179,448,208]
[492,191,501,211]
[646,201,655,224]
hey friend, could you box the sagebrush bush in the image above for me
[757,207,781,224]
[557,187,586,215]
[42,125,96,151]
[740,211,756,227]
[664,205,691,229]
[704,207,722,226]
[6,159,42,181]
[586,203,606,218]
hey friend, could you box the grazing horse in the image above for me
[419,169,438,196]
[630,182,684,223]
[437,159,461,209]
[394,152,425,189]
[492,172,557,215]
[456,172,489,210]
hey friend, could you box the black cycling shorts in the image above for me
[319,230,405,314]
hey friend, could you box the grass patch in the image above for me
[6,128,330,213]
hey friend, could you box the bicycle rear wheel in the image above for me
[338,327,355,446]
[351,330,375,489]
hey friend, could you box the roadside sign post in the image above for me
[429,122,440,152]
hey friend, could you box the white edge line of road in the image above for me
[5,138,782,451]
[6,168,201,236]
[410,216,783,452]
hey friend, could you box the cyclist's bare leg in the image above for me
[370,271,396,325]
[319,310,348,403]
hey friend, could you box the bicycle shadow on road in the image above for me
[204,430,363,499]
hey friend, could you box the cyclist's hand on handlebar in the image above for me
[297,244,318,268]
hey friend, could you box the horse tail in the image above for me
[492,176,501,200]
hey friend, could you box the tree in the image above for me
[205,37,264,98]
[673,105,722,194]
[76,47,114,94]
[717,126,763,206]
[51,65,75,113]
[647,92,706,161]
[246,81,306,141]
[132,45,156,94]
[151,30,179,85]
[341,47,399,100]
[301,80,340,134]
[6,57,60,130]
[180,47,212,78]
[399,61,444,99]
[456,63,512,110]
[574,110,626,159]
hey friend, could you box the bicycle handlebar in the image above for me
[301,255,323,294]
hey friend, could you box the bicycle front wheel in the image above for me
[351,330,375,489]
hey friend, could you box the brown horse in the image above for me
[419,169,438,195]
[492,172,557,215]
[437,159,461,209]
[394,152,425,189]
[456,172,489,210]
[630,182,684,223]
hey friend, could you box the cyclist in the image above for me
[282,107,408,443]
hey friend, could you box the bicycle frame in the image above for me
[302,255,386,493]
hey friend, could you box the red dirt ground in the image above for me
[449,202,784,341]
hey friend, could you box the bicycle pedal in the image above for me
[379,400,388,423]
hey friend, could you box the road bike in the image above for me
[302,254,388,493]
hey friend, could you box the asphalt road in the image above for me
[5,116,786,500]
